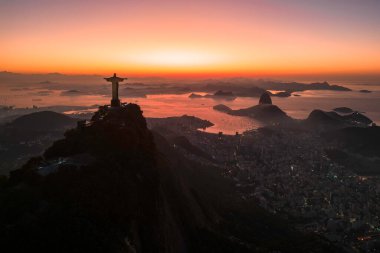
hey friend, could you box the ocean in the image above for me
[1,83,379,135]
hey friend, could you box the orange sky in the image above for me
[1,0,380,78]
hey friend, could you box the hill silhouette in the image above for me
[304,110,372,129]
[0,111,78,174]
[214,104,291,124]
[1,104,218,252]
[8,111,77,132]
[258,92,272,105]
[0,104,340,252]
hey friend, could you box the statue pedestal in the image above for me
[111,99,120,107]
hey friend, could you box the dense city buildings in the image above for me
[150,117,380,252]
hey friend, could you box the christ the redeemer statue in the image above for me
[104,73,127,107]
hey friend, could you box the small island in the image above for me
[333,107,354,114]
[189,93,203,98]
[60,89,82,96]
[147,115,214,131]
[270,91,292,97]
[189,90,237,100]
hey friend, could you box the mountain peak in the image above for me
[44,103,155,160]
[5,103,213,252]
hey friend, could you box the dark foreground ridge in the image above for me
[0,103,341,253]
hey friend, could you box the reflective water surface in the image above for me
[1,84,379,135]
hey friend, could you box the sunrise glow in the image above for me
[1,0,380,77]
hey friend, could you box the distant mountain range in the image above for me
[199,80,351,95]
[1,71,353,97]
[0,71,103,87]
